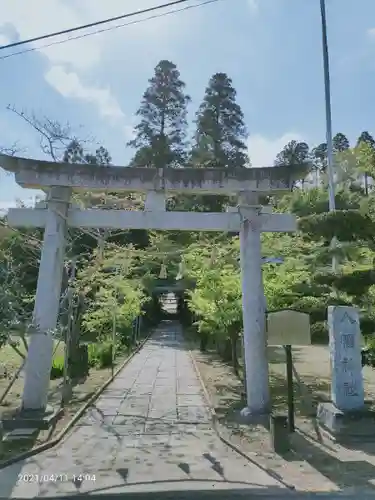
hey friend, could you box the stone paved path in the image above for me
[0,321,285,498]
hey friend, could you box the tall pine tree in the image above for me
[312,143,327,169]
[356,131,375,196]
[357,131,375,149]
[310,142,327,186]
[274,140,311,188]
[333,132,350,153]
[191,73,249,169]
[128,60,190,168]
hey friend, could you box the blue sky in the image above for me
[1,0,375,209]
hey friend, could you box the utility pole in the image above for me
[320,0,337,273]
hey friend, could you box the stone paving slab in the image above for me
[0,321,284,498]
[177,405,211,422]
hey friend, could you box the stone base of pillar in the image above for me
[237,406,271,426]
[317,401,375,442]
[2,404,63,432]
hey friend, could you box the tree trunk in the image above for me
[230,330,239,376]
[200,331,209,352]
[219,338,232,362]
[68,337,89,381]
[67,306,89,382]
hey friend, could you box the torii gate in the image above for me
[0,155,297,419]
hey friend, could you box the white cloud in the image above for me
[2,0,98,70]
[1,0,192,70]
[0,33,10,46]
[367,28,375,39]
[123,124,136,141]
[45,66,125,121]
[248,132,305,167]
[2,1,196,128]
[0,201,13,211]
[247,0,259,14]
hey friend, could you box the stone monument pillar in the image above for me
[238,195,270,417]
[329,306,364,410]
[317,306,374,441]
[21,187,71,413]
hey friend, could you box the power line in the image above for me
[0,0,193,51]
[1,1,222,62]
[0,0,222,61]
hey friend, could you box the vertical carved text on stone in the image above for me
[341,357,350,373]
[343,380,359,397]
[328,306,364,411]
[341,333,355,349]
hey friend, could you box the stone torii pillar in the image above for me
[22,187,71,412]
[238,193,270,416]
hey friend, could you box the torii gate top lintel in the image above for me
[0,154,295,195]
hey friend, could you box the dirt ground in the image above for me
[192,343,375,493]
[0,343,130,463]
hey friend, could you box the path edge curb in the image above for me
[188,348,296,491]
[0,331,152,470]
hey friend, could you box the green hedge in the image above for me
[50,342,115,379]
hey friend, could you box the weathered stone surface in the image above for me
[240,210,270,415]
[316,307,371,441]
[317,401,375,441]
[0,154,294,194]
[2,405,63,431]
[7,208,297,233]
[0,322,284,498]
[20,187,71,412]
[3,428,38,442]
[328,306,364,411]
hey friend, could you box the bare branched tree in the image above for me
[6,105,94,161]
[0,142,25,176]
[0,143,23,156]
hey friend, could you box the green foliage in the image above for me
[279,187,361,217]
[0,232,37,346]
[333,132,350,153]
[274,139,311,186]
[360,316,375,337]
[181,169,375,351]
[63,139,112,165]
[310,322,328,344]
[191,72,249,169]
[334,270,375,297]
[77,247,147,341]
[183,238,242,370]
[299,210,374,242]
[127,59,190,168]
[50,355,65,379]
[88,342,113,369]
[312,142,327,173]
[49,342,114,378]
